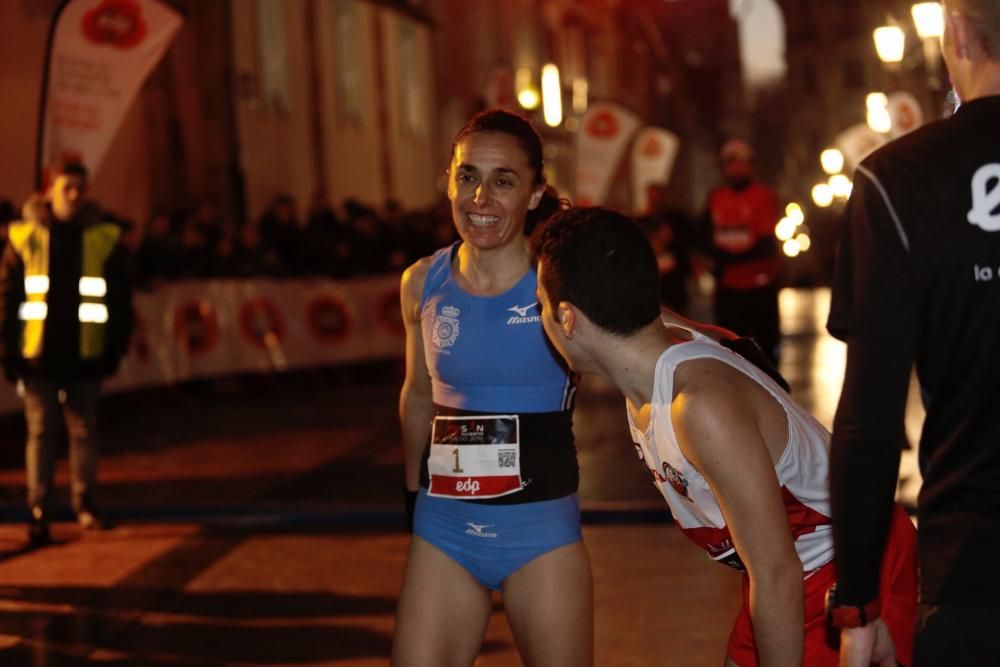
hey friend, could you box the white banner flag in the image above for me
[37,0,183,185]
[574,101,641,206]
[630,127,680,214]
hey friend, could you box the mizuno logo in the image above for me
[506,302,540,325]
[508,303,537,317]
[464,522,498,538]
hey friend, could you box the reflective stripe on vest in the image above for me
[8,220,121,359]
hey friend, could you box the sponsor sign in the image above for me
[575,101,641,206]
[630,127,680,213]
[37,0,183,184]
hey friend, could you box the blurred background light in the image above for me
[820,148,844,175]
[812,183,834,207]
[785,202,805,225]
[829,174,853,198]
[541,63,562,127]
[874,25,905,63]
[912,2,944,39]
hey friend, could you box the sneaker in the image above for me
[77,509,112,531]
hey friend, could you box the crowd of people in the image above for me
[1,191,460,291]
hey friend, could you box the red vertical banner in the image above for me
[630,127,680,214]
[36,0,184,187]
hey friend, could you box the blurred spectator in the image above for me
[0,163,133,547]
[302,189,349,277]
[176,221,213,279]
[137,211,181,287]
[205,221,241,278]
[258,194,301,275]
[641,184,694,315]
[700,139,781,364]
[190,200,225,254]
[234,223,287,278]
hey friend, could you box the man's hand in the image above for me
[839,619,896,667]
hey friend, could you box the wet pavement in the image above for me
[0,288,923,666]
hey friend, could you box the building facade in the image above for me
[0,0,747,229]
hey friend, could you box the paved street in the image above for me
[0,288,923,666]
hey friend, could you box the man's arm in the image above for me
[830,332,912,664]
[671,361,804,666]
[399,259,434,493]
[0,241,25,381]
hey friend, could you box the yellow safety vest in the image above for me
[7,219,121,360]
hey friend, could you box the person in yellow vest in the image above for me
[0,162,133,548]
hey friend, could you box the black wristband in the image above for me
[403,488,418,533]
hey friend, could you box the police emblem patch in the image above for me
[432,305,460,349]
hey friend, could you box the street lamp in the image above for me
[911,2,945,91]
[829,174,853,199]
[541,64,562,127]
[866,92,892,133]
[516,68,540,110]
[874,26,906,64]
[820,148,844,175]
[911,3,944,39]
[812,183,834,208]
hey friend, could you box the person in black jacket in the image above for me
[0,162,133,547]
[826,1,1000,664]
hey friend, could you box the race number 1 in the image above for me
[427,415,522,499]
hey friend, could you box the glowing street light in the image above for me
[775,217,798,241]
[912,2,944,39]
[518,88,540,110]
[812,183,834,208]
[866,92,892,133]
[541,63,563,128]
[572,78,588,115]
[795,233,812,252]
[874,26,906,63]
[829,174,853,198]
[785,202,805,225]
[783,238,802,257]
[516,68,540,110]
[820,148,845,175]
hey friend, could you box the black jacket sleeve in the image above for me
[0,240,25,369]
[830,330,913,605]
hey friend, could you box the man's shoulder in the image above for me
[860,116,953,177]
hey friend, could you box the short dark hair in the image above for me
[532,207,662,336]
[451,109,564,234]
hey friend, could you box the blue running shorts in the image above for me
[413,488,583,590]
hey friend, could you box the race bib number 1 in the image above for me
[427,415,522,499]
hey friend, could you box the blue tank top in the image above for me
[420,243,576,413]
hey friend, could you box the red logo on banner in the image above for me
[642,136,662,157]
[586,110,619,139]
[173,301,220,356]
[238,297,286,350]
[897,104,917,132]
[377,288,404,338]
[82,0,148,49]
[305,295,352,343]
